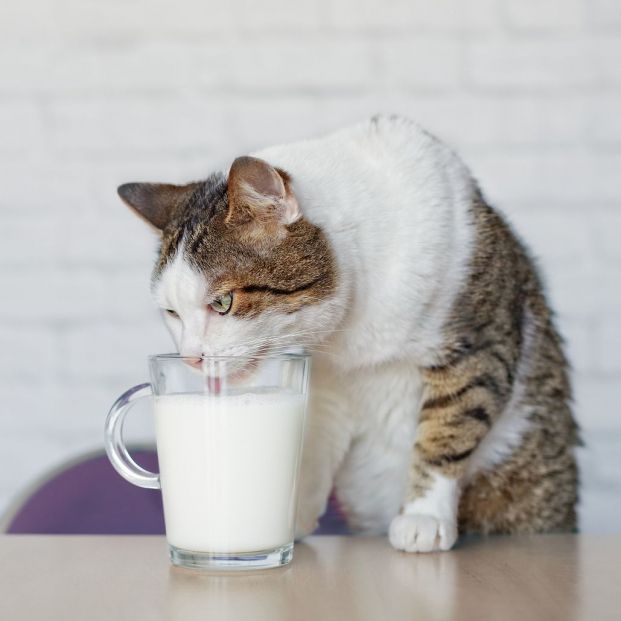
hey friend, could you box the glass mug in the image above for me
[104,353,310,570]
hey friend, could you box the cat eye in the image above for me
[164,309,179,318]
[209,293,233,315]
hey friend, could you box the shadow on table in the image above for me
[161,535,581,621]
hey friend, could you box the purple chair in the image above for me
[3,448,349,535]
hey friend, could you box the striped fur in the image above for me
[405,194,579,538]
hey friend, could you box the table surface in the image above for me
[0,534,618,621]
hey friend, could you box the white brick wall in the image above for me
[0,0,620,531]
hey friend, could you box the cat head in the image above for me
[118,156,340,362]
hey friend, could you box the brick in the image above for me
[506,210,592,270]
[592,213,621,262]
[502,0,585,30]
[0,44,57,94]
[0,371,154,453]
[0,159,95,211]
[64,321,170,381]
[64,211,157,267]
[588,96,621,144]
[224,38,375,91]
[0,327,60,380]
[0,268,106,322]
[0,41,226,94]
[226,90,588,162]
[227,96,337,149]
[0,213,62,266]
[589,0,621,29]
[326,0,499,31]
[0,380,58,433]
[63,209,157,267]
[579,485,621,533]
[468,148,621,204]
[578,427,621,532]
[0,376,146,440]
[598,317,621,374]
[0,1,55,40]
[98,269,160,322]
[546,265,621,318]
[463,0,502,30]
[0,39,372,96]
[87,154,226,211]
[592,37,621,84]
[578,428,621,488]
[376,37,462,90]
[228,92,587,149]
[573,375,621,430]
[584,153,621,203]
[409,94,587,147]
[227,94,398,149]
[466,36,621,90]
[235,0,322,31]
[53,0,233,39]
[0,102,45,151]
[47,97,231,153]
[0,208,158,268]
[60,379,157,446]
[0,431,70,514]
[555,317,598,375]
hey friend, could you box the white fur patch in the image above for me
[246,116,481,540]
[252,115,477,371]
[332,361,423,533]
[154,241,211,356]
[389,472,459,552]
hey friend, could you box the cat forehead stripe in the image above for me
[154,240,209,309]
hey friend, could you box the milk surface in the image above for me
[154,391,305,553]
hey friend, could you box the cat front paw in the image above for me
[389,514,458,553]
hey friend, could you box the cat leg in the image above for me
[390,352,514,553]
[389,458,460,552]
[295,383,352,539]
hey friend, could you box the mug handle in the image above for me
[104,383,160,489]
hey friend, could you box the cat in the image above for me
[118,115,579,552]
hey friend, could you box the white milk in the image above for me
[154,391,305,553]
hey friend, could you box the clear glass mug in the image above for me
[104,353,310,570]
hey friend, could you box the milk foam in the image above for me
[154,391,305,553]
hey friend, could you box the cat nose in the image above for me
[179,343,202,359]
[179,331,203,359]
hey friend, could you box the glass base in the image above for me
[169,542,294,571]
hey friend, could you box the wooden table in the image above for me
[0,535,617,621]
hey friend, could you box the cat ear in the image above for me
[117,182,197,231]
[227,156,300,228]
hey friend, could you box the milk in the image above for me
[154,391,305,553]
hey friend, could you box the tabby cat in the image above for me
[118,116,579,552]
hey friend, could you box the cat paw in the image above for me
[389,514,457,553]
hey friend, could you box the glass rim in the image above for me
[148,352,310,362]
